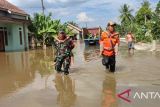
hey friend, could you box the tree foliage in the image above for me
[135,0,152,25]
[119,0,160,42]
[119,4,134,35]
[28,13,74,48]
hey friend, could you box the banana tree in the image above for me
[29,13,60,49]
[37,18,57,49]
[29,13,75,49]
[59,23,74,36]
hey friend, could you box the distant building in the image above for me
[0,0,29,52]
[82,27,102,39]
[67,23,102,40]
[67,23,82,40]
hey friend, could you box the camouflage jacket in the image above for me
[53,37,74,57]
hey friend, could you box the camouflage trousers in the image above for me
[55,55,71,75]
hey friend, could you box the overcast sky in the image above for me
[8,0,158,28]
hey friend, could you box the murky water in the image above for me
[0,41,160,107]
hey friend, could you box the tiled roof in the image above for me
[0,0,28,16]
[67,23,82,31]
[87,27,100,30]
[0,16,30,23]
[82,27,101,36]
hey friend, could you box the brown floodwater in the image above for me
[0,41,160,107]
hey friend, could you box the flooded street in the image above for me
[0,41,160,107]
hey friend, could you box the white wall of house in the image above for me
[67,25,82,40]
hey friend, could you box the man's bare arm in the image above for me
[115,43,119,56]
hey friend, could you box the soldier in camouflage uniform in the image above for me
[53,31,74,75]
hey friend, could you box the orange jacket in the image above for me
[100,31,119,56]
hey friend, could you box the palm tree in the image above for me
[119,4,134,34]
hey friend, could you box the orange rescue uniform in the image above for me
[100,31,120,56]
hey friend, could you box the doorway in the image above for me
[0,30,5,51]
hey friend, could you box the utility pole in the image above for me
[85,22,88,28]
[41,0,45,14]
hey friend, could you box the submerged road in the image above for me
[0,41,160,107]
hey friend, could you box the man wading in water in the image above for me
[100,21,120,72]
[53,31,75,75]
[126,32,135,54]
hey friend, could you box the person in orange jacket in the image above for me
[100,21,120,72]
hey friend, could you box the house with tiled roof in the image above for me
[67,23,82,40]
[0,0,29,51]
[82,27,102,39]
